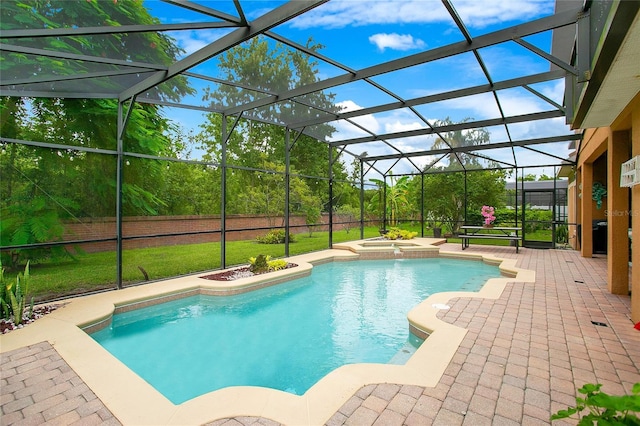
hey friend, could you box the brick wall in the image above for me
[63,214,358,252]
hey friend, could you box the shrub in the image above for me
[0,261,34,326]
[249,254,270,273]
[551,383,640,424]
[256,229,295,244]
[248,255,289,273]
[384,227,417,240]
[268,259,288,271]
[556,224,569,244]
[524,208,553,232]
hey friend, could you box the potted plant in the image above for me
[592,182,607,209]
[427,215,443,238]
[432,227,442,238]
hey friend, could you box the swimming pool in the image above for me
[90,257,500,404]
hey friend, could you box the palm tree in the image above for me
[430,117,490,169]
[368,174,411,226]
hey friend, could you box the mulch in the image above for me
[199,263,297,281]
[0,304,60,334]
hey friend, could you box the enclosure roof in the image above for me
[0,0,587,176]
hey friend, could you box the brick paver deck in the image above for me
[1,342,121,425]
[2,244,639,425]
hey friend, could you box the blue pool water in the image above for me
[90,258,500,404]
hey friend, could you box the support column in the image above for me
[580,163,593,257]
[116,102,124,290]
[328,146,333,248]
[360,159,364,240]
[608,132,631,294]
[631,109,640,323]
[220,116,227,269]
[284,129,290,257]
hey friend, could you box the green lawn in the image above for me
[21,227,380,301]
[448,228,554,247]
[18,224,547,302]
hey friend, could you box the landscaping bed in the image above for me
[200,263,298,281]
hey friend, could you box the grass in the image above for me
[18,225,552,301]
[447,228,555,247]
[21,227,380,301]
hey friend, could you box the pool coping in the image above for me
[0,238,535,425]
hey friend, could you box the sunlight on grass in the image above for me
[26,227,380,300]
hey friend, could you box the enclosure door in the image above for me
[522,190,555,249]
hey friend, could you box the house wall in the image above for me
[574,92,640,322]
[630,96,640,323]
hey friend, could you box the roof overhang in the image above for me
[571,1,640,129]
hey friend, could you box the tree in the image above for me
[368,175,412,227]
[416,118,502,233]
[430,117,491,169]
[1,1,192,266]
[196,36,347,211]
[1,1,188,99]
[156,129,220,216]
[520,173,538,181]
[1,0,192,198]
[336,204,360,234]
[418,169,507,234]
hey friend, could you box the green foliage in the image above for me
[248,255,288,273]
[248,254,270,274]
[368,175,413,225]
[304,205,322,237]
[0,195,76,268]
[337,204,360,234]
[523,207,553,233]
[592,182,607,210]
[0,261,33,325]
[384,227,417,240]
[466,207,516,226]
[256,229,296,244]
[418,169,506,234]
[556,224,569,244]
[196,36,347,213]
[0,1,193,224]
[267,259,288,271]
[1,1,191,99]
[551,383,640,425]
[430,117,491,168]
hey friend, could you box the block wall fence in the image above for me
[63,214,359,253]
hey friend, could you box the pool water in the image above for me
[90,258,500,404]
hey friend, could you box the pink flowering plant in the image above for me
[481,205,496,226]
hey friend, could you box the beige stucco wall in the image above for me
[630,96,640,323]
[574,92,640,323]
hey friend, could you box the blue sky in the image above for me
[142,0,571,177]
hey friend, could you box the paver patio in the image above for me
[2,243,638,425]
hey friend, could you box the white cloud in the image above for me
[291,1,448,29]
[538,80,566,106]
[336,100,361,113]
[291,0,554,29]
[167,29,233,58]
[330,100,381,140]
[369,33,426,51]
[453,0,555,28]
[384,120,424,134]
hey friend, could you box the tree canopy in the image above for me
[196,36,353,216]
[1,0,193,266]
